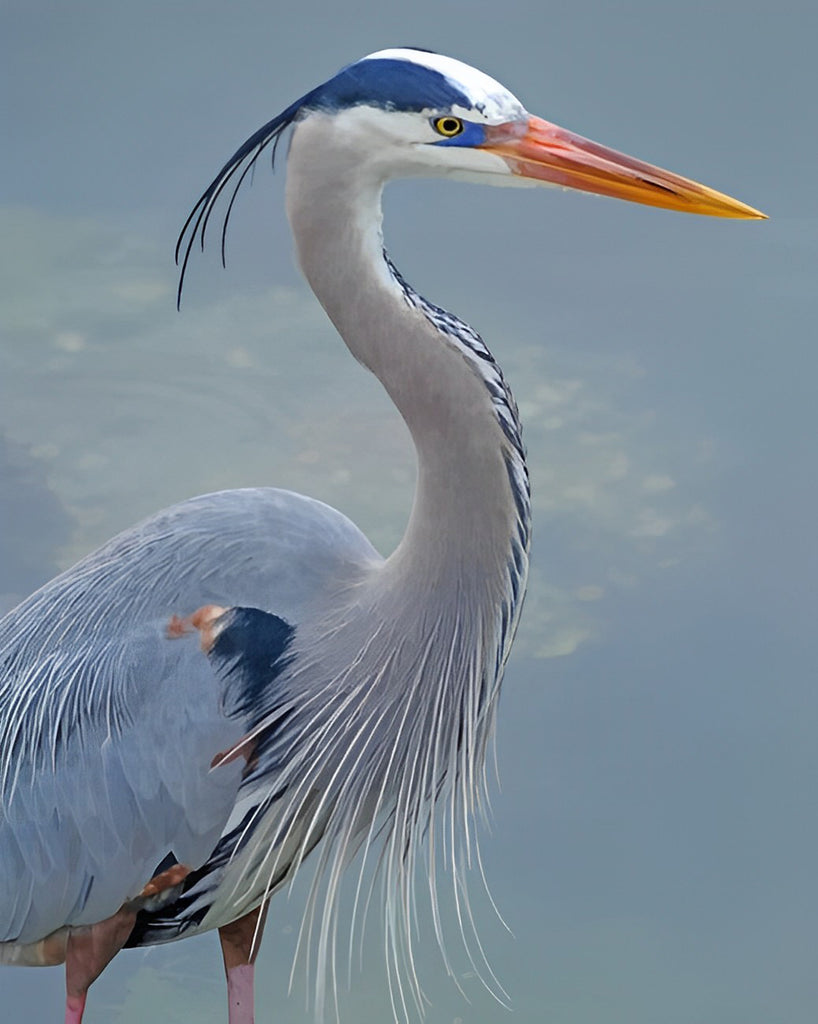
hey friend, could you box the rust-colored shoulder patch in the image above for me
[165,604,228,652]
[211,735,257,770]
[139,862,191,899]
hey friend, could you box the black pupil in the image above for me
[442,118,459,134]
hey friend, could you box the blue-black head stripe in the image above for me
[306,58,473,114]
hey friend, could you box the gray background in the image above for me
[2,1,816,1021]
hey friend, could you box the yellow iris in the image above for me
[433,116,464,137]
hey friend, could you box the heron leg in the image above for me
[64,991,86,1024]
[218,902,269,1024]
[64,906,137,1024]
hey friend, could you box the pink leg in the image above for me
[60,863,190,1021]
[218,903,269,1024]
[226,964,255,1023]
[64,991,86,1024]
[64,906,136,1024]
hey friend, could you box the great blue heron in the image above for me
[0,48,763,1024]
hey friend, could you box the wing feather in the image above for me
[0,487,379,947]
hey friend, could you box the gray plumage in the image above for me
[0,490,381,944]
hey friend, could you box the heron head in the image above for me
[294,47,764,218]
[176,48,764,303]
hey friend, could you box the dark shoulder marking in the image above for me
[208,607,295,721]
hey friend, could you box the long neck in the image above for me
[285,119,530,599]
[276,121,532,999]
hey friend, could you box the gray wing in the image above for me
[0,487,380,946]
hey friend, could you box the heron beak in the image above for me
[481,115,766,219]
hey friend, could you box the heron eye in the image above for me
[433,116,464,138]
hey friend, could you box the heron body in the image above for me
[0,48,763,1024]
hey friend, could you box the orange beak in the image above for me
[481,115,766,219]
